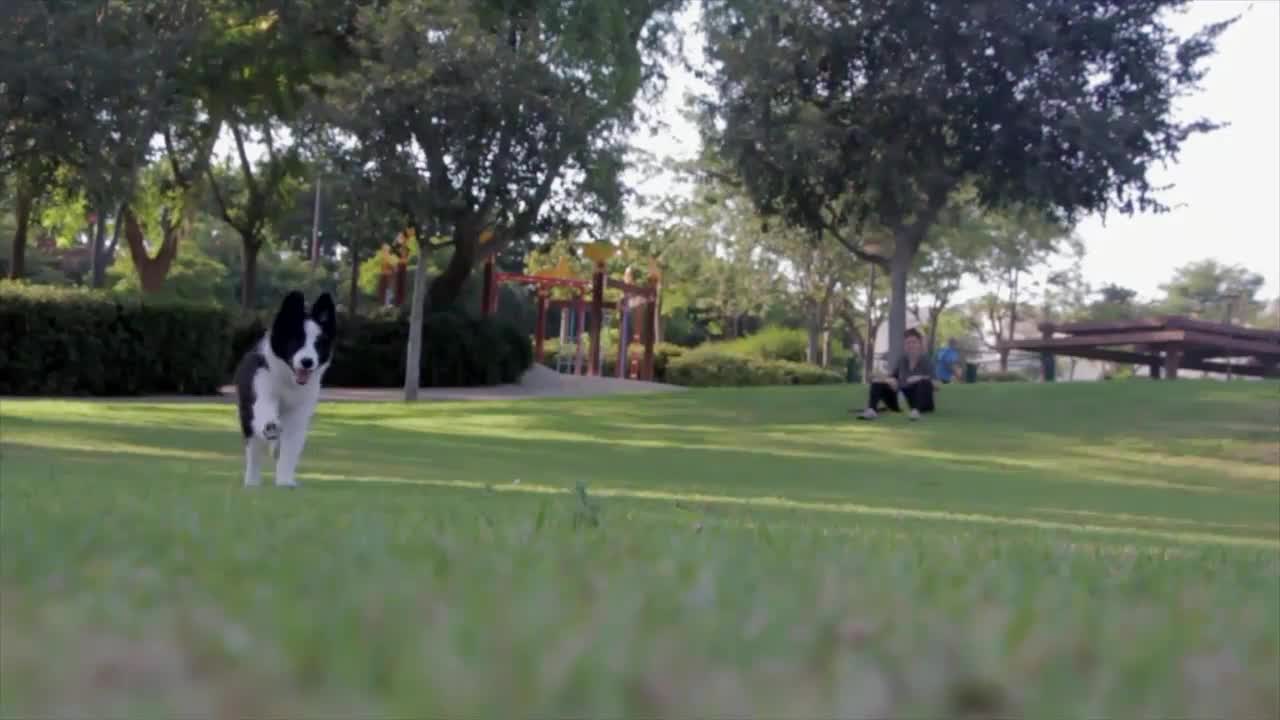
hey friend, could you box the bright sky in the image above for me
[626,0,1280,304]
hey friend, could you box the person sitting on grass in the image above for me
[857,328,936,421]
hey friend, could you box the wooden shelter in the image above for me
[1002,316,1280,380]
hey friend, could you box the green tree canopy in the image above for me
[1157,259,1266,323]
[697,0,1235,365]
[315,0,684,311]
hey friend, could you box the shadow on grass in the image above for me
[3,381,1278,548]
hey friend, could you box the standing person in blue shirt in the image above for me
[935,337,962,384]
[856,328,936,422]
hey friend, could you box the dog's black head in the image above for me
[269,291,336,386]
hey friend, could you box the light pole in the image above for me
[310,176,322,272]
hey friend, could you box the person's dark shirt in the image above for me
[893,352,934,384]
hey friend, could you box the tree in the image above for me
[316,0,683,312]
[287,130,420,315]
[907,194,995,355]
[689,194,786,340]
[685,169,857,363]
[969,210,1074,370]
[167,0,361,309]
[2,2,93,279]
[203,125,306,309]
[403,227,433,401]
[108,239,231,304]
[697,0,1235,368]
[1037,242,1091,378]
[1042,246,1089,325]
[116,161,202,294]
[834,263,890,382]
[756,227,859,366]
[1073,283,1150,327]
[1256,299,1280,331]
[1157,259,1266,324]
[624,182,786,342]
[1,1,205,281]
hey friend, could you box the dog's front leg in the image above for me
[273,409,311,488]
[243,436,265,487]
[251,396,282,447]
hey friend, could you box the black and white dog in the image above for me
[235,290,336,488]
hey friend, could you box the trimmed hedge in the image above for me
[230,307,533,389]
[0,281,534,396]
[701,326,853,365]
[538,337,845,387]
[666,350,845,387]
[0,282,231,395]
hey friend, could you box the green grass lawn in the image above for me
[2,380,1278,717]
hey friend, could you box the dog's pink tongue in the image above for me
[294,368,312,385]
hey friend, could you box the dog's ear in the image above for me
[310,292,337,335]
[272,291,306,334]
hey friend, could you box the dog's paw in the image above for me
[261,421,281,442]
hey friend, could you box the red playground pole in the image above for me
[534,290,548,364]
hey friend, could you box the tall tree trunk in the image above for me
[821,329,832,368]
[863,335,878,383]
[999,271,1020,372]
[427,222,479,310]
[89,204,110,288]
[404,250,432,401]
[885,194,947,369]
[654,282,664,345]
[122,206,180,293]
[348,240,360,316]
[9,184,32,279]
[310,177,322,271]
[240,241,260,310]
[105,204,123,274]
[887,249,912,370]
[925,303,946,357]
[806,318,821,366]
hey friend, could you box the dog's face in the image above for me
[269,291,336,386]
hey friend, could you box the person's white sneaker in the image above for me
[858,408,878,420]
[909,409,921,421]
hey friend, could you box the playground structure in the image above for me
[479,241,661,382]
[1003,315,1280,380]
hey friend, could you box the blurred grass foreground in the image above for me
[1,380,1278,717]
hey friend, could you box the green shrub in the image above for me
[666,351,845,388]
[0,281,231,396]
[716,326,809,362]
[660,308,709,347]
[230,306,532,389]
